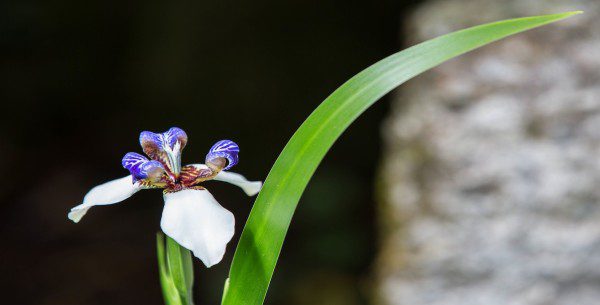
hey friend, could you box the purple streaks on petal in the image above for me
[206,140,239,170]
[139,127,187,160]
[122,152,165,182]
[139,131,164,160]
[164,127,187,151]
[139,160,166,182]
[122,152,148,172]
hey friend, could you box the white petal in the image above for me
[187,164,262,196]
[214,171,262,196]
[160,189,235,267]
[68,176,142,223]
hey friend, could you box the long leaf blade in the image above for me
[222,11,581,305]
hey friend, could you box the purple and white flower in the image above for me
[68,127,262,267]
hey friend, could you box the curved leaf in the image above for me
[221,11,581,305]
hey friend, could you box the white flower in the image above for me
[68,128,261,267]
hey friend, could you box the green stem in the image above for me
[157,232,195,305]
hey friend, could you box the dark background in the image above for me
[0,1,419,304]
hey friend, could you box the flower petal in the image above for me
[122,152,166,183]
[179,164,214,187]
[206,140,239,171]
[68,176,142,223]
[160,189,235,267]
[163,127,188,151]
[214,171,262,196]
[139,131,165,160]
[139,127,187,174]
[185,164,262,195]
[122,152,148,169]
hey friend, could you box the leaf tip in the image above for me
[565,10,584,16]
[534,10,584,25]
[546,10,583,20]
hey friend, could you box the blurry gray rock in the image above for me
[374,0,600,304]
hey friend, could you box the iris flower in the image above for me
[68,127,261,267]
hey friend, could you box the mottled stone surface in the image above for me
[375,1,600,304]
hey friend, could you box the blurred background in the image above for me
[0,0,414,304]
[1,0,599,305]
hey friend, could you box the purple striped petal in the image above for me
[139,127,188,174]
[206,140,239,171]
[122,152,148,173]
[139,127,188,159]
[138,160,166,182]
[164,127,188,151]
[139,131,164,161]
[122,152,165,182]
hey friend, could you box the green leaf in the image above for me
[221,278,230,304]
[157,233,182,305]
[221,11,581,305]
[157,233,195,305]
[166,236,195,305]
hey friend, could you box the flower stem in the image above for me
[157,232,195,305]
